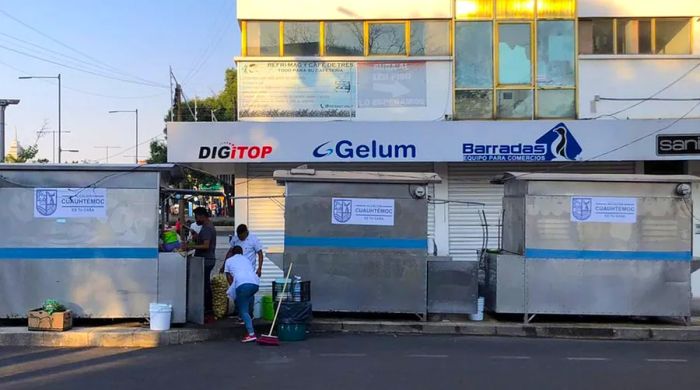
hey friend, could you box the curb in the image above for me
[0,326,243,348]
[3,320,700,348]
[310,320,700,342]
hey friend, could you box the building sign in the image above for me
[463,123,582,162]
[238,61,356,119]
[357,62,427,108]
[313,140,416,160]
[657,134,700,155]
[166,119,700,163]
[332,198,395,226]
[34,188,107,219]
[571,197,637,224]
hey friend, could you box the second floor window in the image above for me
[579,18,692,55]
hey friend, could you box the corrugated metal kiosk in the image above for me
[485,172,698,323]
[0,164,191,320]
[275,169,477,316]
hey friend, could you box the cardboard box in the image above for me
[27,309,73,332]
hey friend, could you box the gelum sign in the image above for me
[357,62,427,108]
[331,198,395,226]
[570,196,637,224]
[34,188,107,219]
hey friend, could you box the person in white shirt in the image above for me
[225,245,260,343]
[228,224,263,277]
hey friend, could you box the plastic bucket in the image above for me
[253,296,262,319]
[278,322,307,342]
[149,303,172,331]
[469,297,485,321]
[262,295,274,321]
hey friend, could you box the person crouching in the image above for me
[225,245,260,343]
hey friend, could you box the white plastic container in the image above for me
[149,303,172,331]
[469,297,485,321]
[253,296,262,318]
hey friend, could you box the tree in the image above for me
[146,139,167,164]
[167,68,237,122]
[5,144,39,163]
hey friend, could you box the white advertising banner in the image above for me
[34,188,107,219]
[357,62,427,108]
[571,196,637,223]
[166,119,700,164]
[238,61,356,119]
[331,198,395,226]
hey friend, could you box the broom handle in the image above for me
[268,262,293,337]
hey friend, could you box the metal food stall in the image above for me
[275,168,478,317]
[485,172,697,323]
[0,164,198,322]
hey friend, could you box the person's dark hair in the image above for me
[236,224,249,236]
[193,207,210,218]
[232,245,243,255]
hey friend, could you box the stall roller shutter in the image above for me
[446,162,636,261]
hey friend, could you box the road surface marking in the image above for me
[319,353,367,357]
[490,355,531,360]
[646,358,687,363]
[566,357,610,361]
[408,354,449,358]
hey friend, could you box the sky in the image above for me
[0,0,240,163]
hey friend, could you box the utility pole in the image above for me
[94,145,120,163]
[37,129,71,163]
[174,83,183,122]
[0,99,20,162]
[18,74,62,162]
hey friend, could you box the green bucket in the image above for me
[262,295,274,321]
[278,323,307,342]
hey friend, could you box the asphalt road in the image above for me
[2,334,700,390]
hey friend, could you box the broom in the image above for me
[257,262,293,346]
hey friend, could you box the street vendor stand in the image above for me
[0,164,207,323]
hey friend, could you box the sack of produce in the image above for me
[210,274,229,320]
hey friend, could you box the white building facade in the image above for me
[168,0,700,264]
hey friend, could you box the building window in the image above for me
[537,0,575,19]
[655,19,692,55]
[283,22,320,56]
[617,19,652,55]
[580,18,691,55]
[410,21,450,56]
[537,21,575,87]
[456,0,494,20]
[368,22,407,55]
[456,22,493,88]
[245,21,280,56]
[455,90,493,119]
[496,0,535,19]
[498,23,532,85]
[578,19,614,54]
[537,89,575,118]
[497,89,533,119]
[325,22,364,56]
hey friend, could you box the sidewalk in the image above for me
[1,316,700,348]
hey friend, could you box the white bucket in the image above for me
[469,297,485,321]
[149,303,172,331]
[254,296,262,318]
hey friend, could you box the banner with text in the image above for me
[34,188,107,219]
[238,61,356,119]
[357,62,427,108]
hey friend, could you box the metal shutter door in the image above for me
[447,162,636,261]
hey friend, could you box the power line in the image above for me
[95,134,164,163]
[0,59,168,100]
[182,0,235,84]
[0,9,168,88]
[0,31,167,88]
[589,61,700,120]
[505,100,700,183]
[0,43,168,89]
